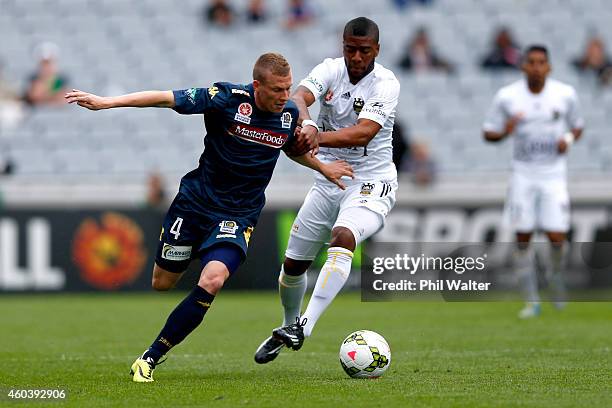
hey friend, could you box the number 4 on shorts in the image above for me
[170,217,183,240]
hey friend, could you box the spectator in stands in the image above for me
[0,60,25,130]
[0,156,14,176]
[398,27,454,74]
[481,28,521,70]
[283,0,314,30]
[24,43,69,107]
[145,172,167,212]
[391,0,434,10]
[204,0,234,28]
[406,140,436,186]
[392,120,411,171]
[247,0,267,24]
[572,36,612,86]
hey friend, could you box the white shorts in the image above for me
[285,179,397,261]
[505,172,570,233]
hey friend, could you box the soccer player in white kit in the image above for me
[483,45,584,318]
[254,17,400,363]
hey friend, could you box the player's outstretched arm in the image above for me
[65,89,175,110]
[288,153,353,190]
[318,119,381,148]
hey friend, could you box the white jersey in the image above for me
[483,78,584,179]
[299,57,400,182]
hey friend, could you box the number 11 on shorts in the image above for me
[170,217,183,240]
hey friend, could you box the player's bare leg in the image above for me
[151,263,184,291]
[545,231,568,310]
[515,232,541,319]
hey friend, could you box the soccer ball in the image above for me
[339,330,391,378]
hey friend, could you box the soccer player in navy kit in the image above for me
[66,53,353,382]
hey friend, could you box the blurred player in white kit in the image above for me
[483,45,584,318]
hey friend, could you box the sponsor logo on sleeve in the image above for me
[362,106,387,117]
[208,86,219,99]
[234,102,253,124]
[281,112,292,129]
[162,243,192,261]
[185,88,198,104]
[305,76,324,93]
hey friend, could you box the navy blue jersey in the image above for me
[172,82,299,224]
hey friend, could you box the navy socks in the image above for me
[143,285,215,363]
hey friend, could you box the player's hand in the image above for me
[64,89,110,110]
[321,160,354,190]
[557,138,569,154]
[503,113,524,136]
[297,123,320,157]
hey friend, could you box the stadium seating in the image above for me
[0,0,610,179]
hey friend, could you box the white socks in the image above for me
[514,247,540,303]
[279,265,307,326]
[302,247,353,337]
[546,243,567,304]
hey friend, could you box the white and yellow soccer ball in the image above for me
[339,330,391,378]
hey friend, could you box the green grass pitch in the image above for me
[0,292,610,407]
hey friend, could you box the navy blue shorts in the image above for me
[155,191,255,273]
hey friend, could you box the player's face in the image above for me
[254,71,293,113]
[522,51,551,83]
[343,35,379,81]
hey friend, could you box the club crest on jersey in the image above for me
[219,220,239,234]
[353,97,365,114]
[360,182,375,195]
[281,112,292,129]
[235,102,253,124]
